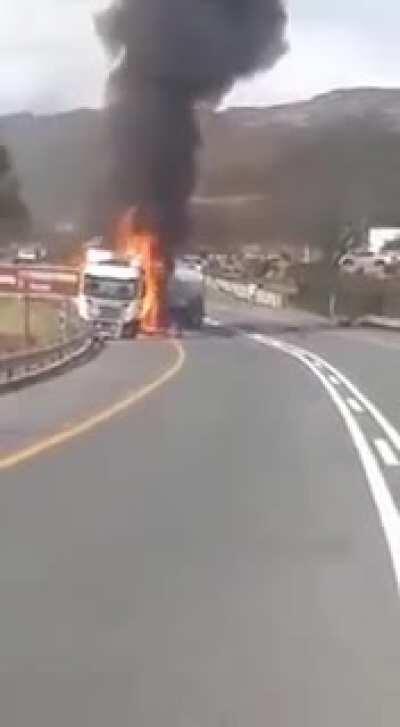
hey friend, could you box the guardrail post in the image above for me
[24,295,31,345]
[329,292,337,320]
[58,300,68,343]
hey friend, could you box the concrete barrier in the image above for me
[208,272,400,330]
[256,289,284,309]
[206,276,286,309]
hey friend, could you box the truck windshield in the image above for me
[382,241,400,252]
[84,275,138,301]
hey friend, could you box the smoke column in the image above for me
[0,145,30,241]
[97,0,287,250]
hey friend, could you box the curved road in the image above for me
[0,294,399,726]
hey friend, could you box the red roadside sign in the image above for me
[0,265,81,298]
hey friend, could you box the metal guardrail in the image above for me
[0,329,94,389]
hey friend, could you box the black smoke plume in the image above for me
[0,145,30,243]
[97,0,287,250]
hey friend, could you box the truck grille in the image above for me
[99,305,121,320]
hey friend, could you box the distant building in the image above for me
[368,228,400,252]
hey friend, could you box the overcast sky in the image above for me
[1,1,399,115]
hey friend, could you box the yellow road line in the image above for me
[0,340,186,472]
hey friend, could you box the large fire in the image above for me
[116,208,170,335]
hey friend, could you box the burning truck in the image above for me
[77,244,205,339]
[95,0,287,338]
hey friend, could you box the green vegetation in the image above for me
[291,263,400,319]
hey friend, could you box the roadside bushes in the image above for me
[292,263,389,319]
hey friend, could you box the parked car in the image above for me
[338,249,387,276]
[181,255,204,271]
[380,239,400,264]
[14,244,47,264]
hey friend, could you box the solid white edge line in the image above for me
[309,352,400,453]
[212,316,400,587]
[245,330,400,592]
[213,316,400,454]
[248,333,266,343]
[289,349,400,592]
[375,439,400,467]
[347,397,364,414]
[260,335,400,455]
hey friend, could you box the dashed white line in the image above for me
[347,397,364,414]
[329,375,339,386]
[375,439,400,467]
[282,347,400,591]
[275,339,400,454]
[310,355,400,454]
[248,333,267,344]
[242,327,400,592]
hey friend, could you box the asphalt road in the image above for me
[0,294,399,726]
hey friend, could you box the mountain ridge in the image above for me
[1,87,400,248]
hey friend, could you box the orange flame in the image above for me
[116,208,170,335]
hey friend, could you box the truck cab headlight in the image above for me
[86,300,100,318]
[123,303,136,322]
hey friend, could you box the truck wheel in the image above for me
[123,321,138,339]
[189,298,204,329]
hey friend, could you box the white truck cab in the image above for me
[78,252,143,338]
[78,248,206,338]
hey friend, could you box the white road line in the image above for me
[248,333,267,343]
[270,337,400,453]
[347,397,364,414]
[375,439,400,467]
[248,334,286,350]
[213,315,400,452]
[210,315,400,586]
[308,353,400,453]
[329,376,339,386]
[244,331,400,591]
[287,348,400,592]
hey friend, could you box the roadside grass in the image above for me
[0,297,60,352]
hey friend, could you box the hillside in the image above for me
[2,88,400,250]
[197,88,400,249]
[0,109,103,235]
